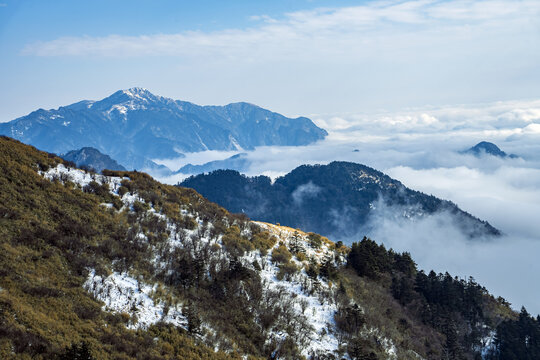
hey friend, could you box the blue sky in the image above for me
[1,0,539,121]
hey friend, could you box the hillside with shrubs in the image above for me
[0,136,537,359]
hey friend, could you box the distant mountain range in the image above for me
[174,140,522,177]
[180,161,501,241]
[62,147,126,173]
[176,153,250,175]
[464,141,518,158]
[0,87,327,171]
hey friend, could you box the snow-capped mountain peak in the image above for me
[122,87,159,101]
[0,88,328,171]
[94,88,166,110]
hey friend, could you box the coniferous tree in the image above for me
[183,301,202,335]
[59,342,94,360]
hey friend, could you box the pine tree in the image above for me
[183,301,202,335]
[59,342,94,360]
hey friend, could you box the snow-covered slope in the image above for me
[84,270,186,330]
[39,163,398,359]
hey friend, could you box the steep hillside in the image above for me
[0,136,534,360]
[0,88,327,170]
[62,147,127,172]
[180,162,500,240]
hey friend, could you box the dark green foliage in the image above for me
[58,342,95,360]
[345,236,518,359]
[288,231,303,254]
[393,252,416,277]
[307,232,322,249]
[183,301,202,335]
[411,271,490,357]
[391,275,415,306]
[83,180,110,197]
[347,237,391,279]
[319,255,339,280]
[117,185,129,197]
[414,271,485,324]
[306,262,319,279]
[346,338,378,360]
[335,304,366,336]
[486,308,540,360]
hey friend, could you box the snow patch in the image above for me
[229,135,243,151]
[84,269,186,330]
[481,330,496,359]
[40,163,125,193]
[251,222,342,357]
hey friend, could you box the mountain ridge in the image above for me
[0,88,327,171]
[62,147,127,173]
[175,153,250,175]
[180,161,501,240]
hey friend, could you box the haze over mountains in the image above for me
[180,161,500,242]
[176,153,250,175]
[0,87,327,171]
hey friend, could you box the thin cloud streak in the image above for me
[22,0,540,59]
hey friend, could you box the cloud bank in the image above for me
[365,201,540,316]
[154,98,540,314]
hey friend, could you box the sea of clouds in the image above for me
[153,99,540,314]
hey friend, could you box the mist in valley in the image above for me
[154,99,540,314]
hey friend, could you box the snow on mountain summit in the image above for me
[0,88,328,171]
[94,88,168,110]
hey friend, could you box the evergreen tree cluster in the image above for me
[345,237,526,359]
[486,308,540,360]
[347,237,416,280]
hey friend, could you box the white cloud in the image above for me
[155,150,239,171]
[22,0,540,59]
[385,165,540,238]
[155,97,540,313]
[6,0,539,121]
[291,181,322,205]
[365,202,540,315]
[155,98,540,180]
